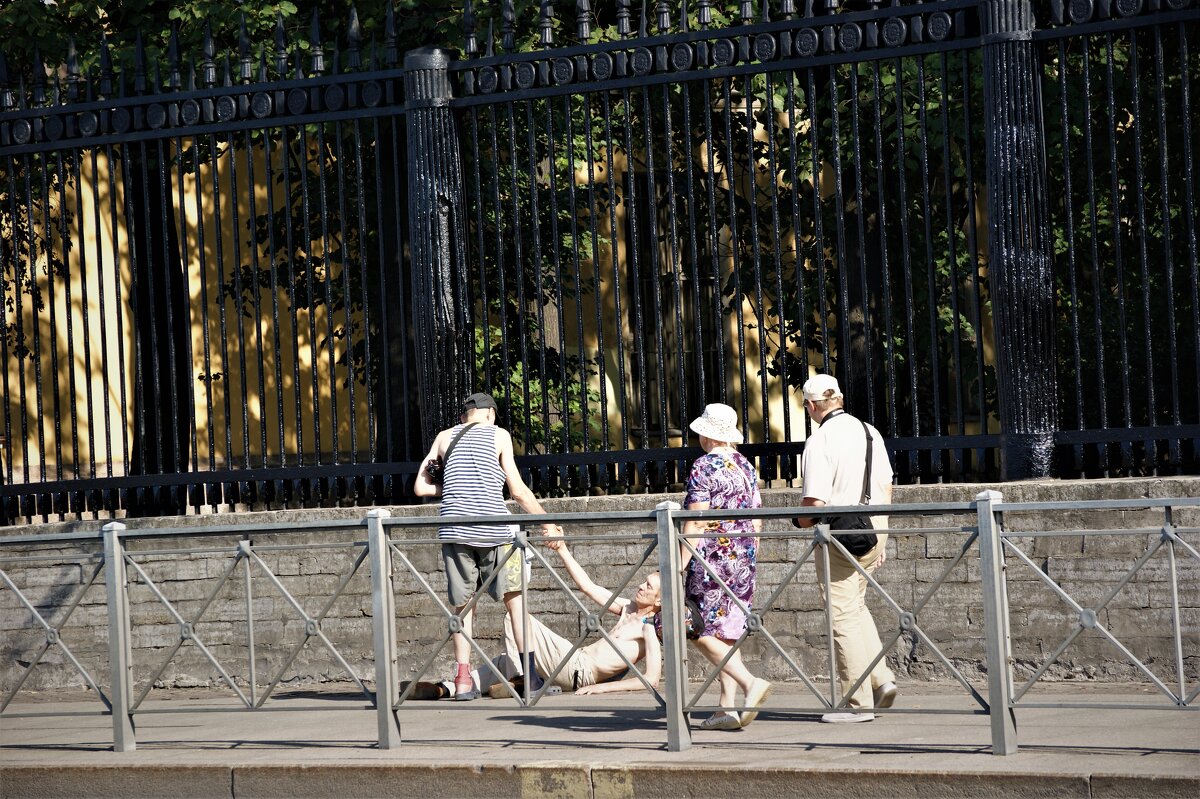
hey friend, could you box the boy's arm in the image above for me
[495,428,558,534]
[412,432,448,498]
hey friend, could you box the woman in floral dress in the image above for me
[681,403,772,731]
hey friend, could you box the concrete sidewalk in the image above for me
[2,684,1197,798]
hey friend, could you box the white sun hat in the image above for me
[688,403,744,444]
[802,373,843,402]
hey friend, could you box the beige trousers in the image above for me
[816,533,896,710]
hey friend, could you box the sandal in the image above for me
[698,712,742,731]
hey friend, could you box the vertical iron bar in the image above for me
[847,65,872,432]
[741,71,767,443]
[873,62,897,448]
[227,131,252,472]
[958,52,988,473]
[1103,33,1133,470]
[40,149,64,485]
[298,123,322,472]
[191,134,218,478]
[655,500,690,751]
[241,129,270,471]
[1127,30,1156,465]
[893,59,920,473]
[938,54,965,476]
[702,76,727,398]
[661,73,688,460]
[725,76,749,411]
[103,521,135,751]
[916,57,944,478]
[975,489,1017,755]
[260,129,287,472]
[582,92,609,481]
[640,81,669,460]
[982,0,1058,479]
[332,120,359,466]
[314,121,340,462]
[205,132,234,481]
[1151,28,1181,466]
[1056,39,1086,475]
[600,92,630,477]
[55,149,81,490]
[405,47,471,439]
[1080,39,1111,473]
[24,154,47,497]
[828,66,853,401]
[367,509,402,747]
[242,540,256,706]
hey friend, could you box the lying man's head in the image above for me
[633,572,663,613]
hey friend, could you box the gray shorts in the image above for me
[442,542,527,607]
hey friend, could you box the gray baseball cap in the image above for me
[462,392,498,412]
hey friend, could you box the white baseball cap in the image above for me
[802,374,843,402]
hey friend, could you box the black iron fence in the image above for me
[1,1,1198,522]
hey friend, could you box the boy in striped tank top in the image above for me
[415,393,560,700]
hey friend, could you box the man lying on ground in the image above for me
[480,538,662,696]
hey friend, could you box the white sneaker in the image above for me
[699,712,742,731]
[821,711,876,723]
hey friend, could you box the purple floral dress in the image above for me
[683,450,762,639]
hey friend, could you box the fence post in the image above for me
[367,509,402,748]
[655,500,691,751]
[404,45,471,439]
[102,522,135,752]
[976,490,1017,755]
[980,0,1057,479]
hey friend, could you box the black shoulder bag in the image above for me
[423,423,477,485]
[824,417,879,558]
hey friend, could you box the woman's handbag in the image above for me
[423,423,477,485]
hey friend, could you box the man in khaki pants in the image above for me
[794,374,898,723]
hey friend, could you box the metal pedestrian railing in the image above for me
[0,493,1196,755]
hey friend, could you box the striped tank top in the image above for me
[438,424,517,547]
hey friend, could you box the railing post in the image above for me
[976,490,1017,755]
[655,500,691,751]
[980,0,1057,479]
[367,509,402,748]
[404,45,471,439]
[102,522,135,752]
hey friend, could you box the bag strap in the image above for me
[442,422,478,471]
[857,417,872,506]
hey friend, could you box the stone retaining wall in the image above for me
[1,477,1196,693]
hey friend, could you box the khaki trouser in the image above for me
[486,615,600,691]
[816,532,896,710]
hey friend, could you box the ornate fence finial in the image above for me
[502,0,516,51]
[258,45,268,82]
[463,0,478,56]
[698,0,712,29]
[485,19,495,57]
[617,0,632,37]
[679,0,689,32]
[168,24,182,89]
[201,22,217,87]
[239,14,254,82]
[639,0,648,37]
[0,51,15,111]
[274,14,290,75]
[222,53,234,87]
[96,38,112,97]
[740,0,754,23]
[656,0,671,33]
[539,0,555,48]
[310,9,326,75]
[577,0,592,41]
[384,2,399,66]
[781,0,795,17]
[347,6,363,68]
[760,0,771,22]
[133,31,149,94]
[66,39,81,99]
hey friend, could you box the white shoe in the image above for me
[821,711,875,723]
[699,712,742,731]
[873,681,898,709]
